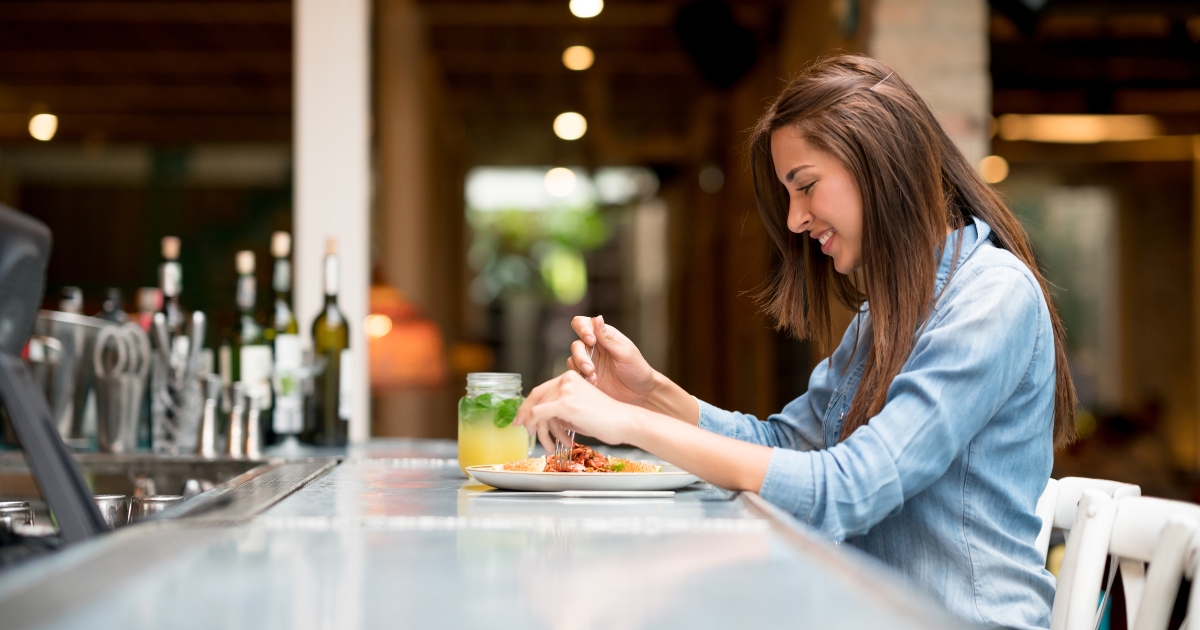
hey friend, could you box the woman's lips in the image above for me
[818,229,836,255]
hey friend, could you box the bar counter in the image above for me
[0,439,972,629]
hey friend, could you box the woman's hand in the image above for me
[513,370,772,493]
[567,315,657,405]
[513,370,639,454]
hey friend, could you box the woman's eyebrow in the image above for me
[785,164,813,183]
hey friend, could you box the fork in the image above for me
[554,342,592,465]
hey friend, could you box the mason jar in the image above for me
[457,373,529,475]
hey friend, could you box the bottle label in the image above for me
[240,345,274,410]
[236,276,256,311]
[338,349,352,421]
[273,259,291,292]
[272,335,303,434]
[160,262,182,297]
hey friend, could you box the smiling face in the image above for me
[770,126,864,274]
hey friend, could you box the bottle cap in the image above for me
[271,232,291,258]
[236,250,255,275]
[161,236,181,261]
[325,237,338,256]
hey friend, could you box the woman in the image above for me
[514,54,1075,630]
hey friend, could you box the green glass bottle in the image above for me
[231,250,273,440]
[268,232,303,443]
[302,238,350,446]
[158,236,186,336]
[268,232,299,339]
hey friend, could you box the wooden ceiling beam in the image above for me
[0,51,291,77]
[1,2,291,24]
[436,50,695,75]
[421,2,768,28]
[0,112,290,143]
[0,85,290,114]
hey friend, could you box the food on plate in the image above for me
[501,456,546,472]
[542,444,660,473]
[495,446,661,473]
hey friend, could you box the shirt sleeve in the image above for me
[757,266,1045,539]
[696,313,865,453]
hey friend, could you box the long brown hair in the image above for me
[749,54,1077,449]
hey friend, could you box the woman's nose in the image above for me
[787,202,812,234]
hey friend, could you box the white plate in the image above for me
[466,464,700,492]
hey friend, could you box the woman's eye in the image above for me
[798,182,815,195]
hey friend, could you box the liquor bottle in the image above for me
[159,236,186,336]
[95,287,128,323]
[136,287,161,331]
[231,251,273,440]
[268,232,299,339]
[59,286,83,314]
[268,232,303,442]
[302,238,350,446]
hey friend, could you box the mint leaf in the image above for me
[458,396,476,418]
[494,397,522,428]
[474,393,497,409]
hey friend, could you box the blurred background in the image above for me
[2,0,1199,498]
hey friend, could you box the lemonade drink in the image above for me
[458,373,529,475]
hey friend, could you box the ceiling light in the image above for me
[562,45,594,71]
[996,114,1161,144]
[553,112,587,140]
[365,314,393,339]
[569,0,603,18]
[544,168,577,197]
[978,155,1009,184]
[28,113,57,141]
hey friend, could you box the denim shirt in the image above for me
[698,218,1057,630]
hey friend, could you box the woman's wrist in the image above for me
[640,371,701,425]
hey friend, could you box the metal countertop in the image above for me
[0,439,973,630]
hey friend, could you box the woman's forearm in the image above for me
[639,371,701,425]
[625,407,771,492]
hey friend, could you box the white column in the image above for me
[294,0,371,442]
[869,0,991,166]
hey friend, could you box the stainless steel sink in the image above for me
[0,451,340,530]
[0,451,268,503]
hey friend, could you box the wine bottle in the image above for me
[159,236,185,336]
[268,232,303,441]
[268,232,299,339]
[302,238,350,446]
[231,250,273,441]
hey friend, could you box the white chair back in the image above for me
[1053,493,1200,630]
[1041,477,1140,630]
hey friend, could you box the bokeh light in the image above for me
[28,113,57,141]
[365,313,393,338]
[978,155,1009,184]
[562,45,594,71]
[543,167,577,197]
[569,0,603,18]
[553,112,587,140]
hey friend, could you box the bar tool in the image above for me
[0,505,34,533]
[93,323,150,453]
[226,382,246,457]
[129,495,182,522]
[150,311,205,454]
[94,494,129,529]
[198,374,221,458]
[245,396,262,459]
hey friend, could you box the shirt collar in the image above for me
[935,216,991,292]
